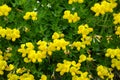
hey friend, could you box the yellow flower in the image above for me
[91,3,103,16]
[78,54,87,63]
[5,64,14,71]
[5,28,12,40]
[60,33,64,38]
[36,51,46,62]
[70,66,80,76]
[23,11,37,21]
[56,60,72,75]
[113,13,120,24]
[7,73,19,80]
[3,52,11,60]
[86,55,93,61]
[28,50,37,63]
[11,29,20,41]
[0,50,3,55]
[91,1,117,16]
[37,41,48,55]
[23,12,31,20]
[0,56,3,61]
[72,71,90,80]
[111,58,120,70]
[63,10,71,19]
[16,67,27,74]
[24,57,31,63]
[81,36,92,45]
[115,26,120,36]
[31,11,37,20]
[105,48,120,58]
[72,12,80,23]
[68,0,84,4]
[0,60,7,70]
[0,70,4,75]
[0,60,7,75]
[68,0,76,4]
[19,73,35,80]
[77,0,84,3]
[96,65,114,79]
[0,26,6,38]
[18,44,27,57]
[78,24,93,37]
[40,74,47,80]
[0,4,11,16]
[72,41,82,51]
[0,27,20,41]
[63,10,80,23]
[53,38,69,51]
[26,42,34,49]
[52,32,60,39]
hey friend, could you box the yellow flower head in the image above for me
[63,10,80,23]
[5,64,14,71]
[52,32,60,39]
[19,73,35,80]
[91,1,117,16]
[78,54,87,63]
[0,4,11,16]
[97,65,114,79]
[40,74,47,80]
[7,73,19,80]
[23,11,37,21]
[113,13,120,24]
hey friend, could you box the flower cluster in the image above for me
[105,48,120,59]
[0,47,12,61]
[78,54,93,62]
[52,38,69,51]
[78,54,86,63]
[63,10,80,23]
[72,41,85,51]
[113,12,120,24]
[7,73,19,80]
[52,32,64,39]
[16,67,27,74]
[18,42,46,63]
[115,26,120,36]
[7,72,35,80]
[71,36,93,51]
[56,54,93,79]
[78,24,93,38]
[37,37,69,56]
[19,73,35,80]
[68,0,84,4]
[18,35,69,63]
[0,4,11,16]
[91,0,117,16]
[72,24,93,51]
[7,66,47,80]
[72,72,90,80]
[23,11,37,21]
[0,50,14,75]
[96,65,114,80]
[0,59,7,75]
[0,26,20,41]
[105,48,120,70]
[56,60,81,76]
[111,59,120,70]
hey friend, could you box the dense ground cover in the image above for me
[0,0,120,80]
